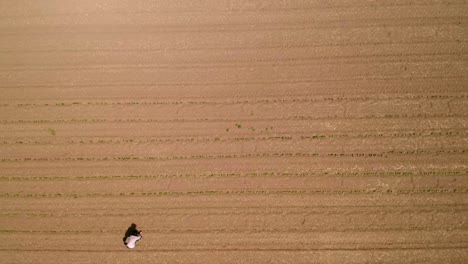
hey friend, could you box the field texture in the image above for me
[1,0,467,263]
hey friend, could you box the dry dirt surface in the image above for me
[1,0,468,263]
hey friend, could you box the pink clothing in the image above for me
[125,235,142,249]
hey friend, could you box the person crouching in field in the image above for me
[123,223,142,249]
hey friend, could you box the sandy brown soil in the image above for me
[1,0,467,263]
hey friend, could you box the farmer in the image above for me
[123,223,142,249]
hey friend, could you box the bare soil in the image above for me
[0,0,467,263]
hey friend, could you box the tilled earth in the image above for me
[0,0,467,263]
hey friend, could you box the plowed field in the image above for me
[1,0,467,263]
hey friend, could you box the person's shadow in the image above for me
[123,223,141,244]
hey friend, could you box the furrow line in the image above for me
[1,52,465,72]
[1,226,468,235]
[2,207,466,217]
[1,93,466,108]
[1,150,467,163]
[1,189,466,198]
[2,130,466,145]
[0,75,465,89]
[2,113,468,124]
[1,39,465,53]
[1,170,466,181]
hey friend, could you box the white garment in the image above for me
[125,235,142,249]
